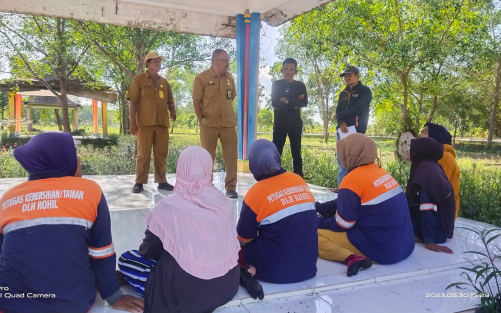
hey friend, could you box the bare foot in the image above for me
[111,295,144,312]
[247,265,257,276]
[425,243,453,254]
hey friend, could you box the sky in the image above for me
[258,23,281,101]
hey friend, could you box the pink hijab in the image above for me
[145,146,240,280]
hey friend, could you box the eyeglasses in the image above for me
[214,58,230,63]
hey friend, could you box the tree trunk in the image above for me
[1,103,4,129]
[428,95,439,123]
[58,81,72,133]
[487,56,500,148]
[56,18,71,133]
[427,63,443,123]
[135,32,147,75]
[323,113,329,143]
[119,81,130,135]
[415,89,424,128]
[54,109,63,131]
[453,119,458,147]
[399,70,410,130]
[310,59,332,143]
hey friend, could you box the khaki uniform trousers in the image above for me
[200,125,237,191]
[135,126,169,184]
[318,229,365,262]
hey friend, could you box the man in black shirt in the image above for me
[271,58,308,177]
[333,65,372,186]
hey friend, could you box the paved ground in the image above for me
[1,174,495,313]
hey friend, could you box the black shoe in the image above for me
[226,189,238,198]
[158,182,174,191]
[240,266,264,300]
[116,270,128,287]
[345,254,373,277]
[132,183,143,193]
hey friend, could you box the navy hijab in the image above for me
[13,132,77,180]
[248,139,285,181]
[424,122,452,145]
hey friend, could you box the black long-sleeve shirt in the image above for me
[336,81,372,133]
[271,79,308,128]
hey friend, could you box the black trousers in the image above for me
[273,123,303,176]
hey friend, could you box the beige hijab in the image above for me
[337,133,377,171]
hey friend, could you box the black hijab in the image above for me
[406,137,455,238]
[424,122,452,145]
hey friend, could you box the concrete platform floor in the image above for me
[0,173,496,313]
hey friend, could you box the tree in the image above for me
[484,2,501,147]
[277,6,348,143]
[81,24,190,134]
[257,108,273,132]
[0,14,97,132]
[81,23,234,135]
[332,0,489,132]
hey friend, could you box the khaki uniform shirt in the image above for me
[128,71,174,127]
[192,68,236,128]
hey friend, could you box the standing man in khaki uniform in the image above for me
[193,49,238,198]
[129,51,176,193]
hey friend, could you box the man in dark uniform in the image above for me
[333,65,372,187]
[271,58,308,177]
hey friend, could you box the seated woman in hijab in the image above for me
[236,139,318,288]
[316,134,414,276]
[405,137,455,254]
[419,122,460,218]
[118,146,240,313]
[0,132,143,313]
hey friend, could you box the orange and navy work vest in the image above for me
[237,171,318,283]
[0,176,117,313]
[323,163,414,264]
[1,177,100,234]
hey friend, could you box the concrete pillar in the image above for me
[236,11,261,167]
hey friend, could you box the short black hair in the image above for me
[212,49,228,61]
[282,58,297,68]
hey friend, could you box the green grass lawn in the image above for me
[1,131,500,225]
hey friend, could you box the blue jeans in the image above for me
[336,133,347,185]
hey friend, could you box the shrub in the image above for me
[446,227,501,313]
[0,150,27,178]
[1,132,31,149]
[384,158,411,188]
[280,146,338,188]
[1,134,499,229]
[79,135,119,149]
[79,134,204,175]
[79,136,137,175]
[71,128,87,136]
[457,160,501,226]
